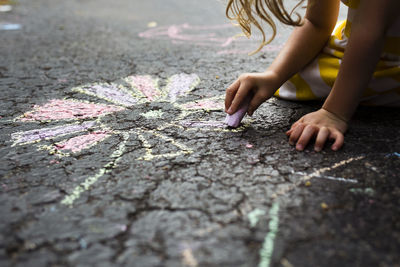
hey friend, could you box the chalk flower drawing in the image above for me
[11,73,247,205]
[139,23,283,55]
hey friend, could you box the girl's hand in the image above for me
[286,108,348,152]
[225,71,280,116]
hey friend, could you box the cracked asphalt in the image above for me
[1,0,400,266]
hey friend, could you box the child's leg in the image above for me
[274,21,348,103]
[274,53,336,102]
[359,70,400,107]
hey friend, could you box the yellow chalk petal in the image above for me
[147,21,157,28]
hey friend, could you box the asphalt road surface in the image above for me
[1,0,399,266]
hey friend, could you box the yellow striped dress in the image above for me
[275,0,400,107]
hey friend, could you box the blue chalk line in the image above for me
[0,23,21,30]
[258,201,280,267]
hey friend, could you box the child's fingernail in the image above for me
[332,146,338,151]
[314,146,321,152]
[227,107,232,114]
[289,141,294,145]
[296,144,303,150]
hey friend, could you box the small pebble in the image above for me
[305,181,311,187]
[321,202,328,210]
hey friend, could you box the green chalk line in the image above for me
[248,208,266,228]
[349,187,375,196]
[258,202,280,267]
[61,132,129,206]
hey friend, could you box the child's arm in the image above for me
[288,0,400,151]
[225,0,340,116]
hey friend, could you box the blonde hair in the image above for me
[226,0,305,54]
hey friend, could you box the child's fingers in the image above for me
[295,125,317,151]
[314,127,329,152]
[289,120,303,131]
[329,131,344,151]
[288,123,305,145]
[225,79,240,111]
[228,81,252,114]
[286,122,300,135]
[247,92,267,116]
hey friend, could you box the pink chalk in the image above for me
[224,95,251,128]
[21,99,123,122]
[55,132,109,153]
[125,75,160,101]
[139,23,235,47]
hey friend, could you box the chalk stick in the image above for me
[224,95,251,128]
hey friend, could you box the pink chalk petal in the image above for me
[20,99,124,122]
[125,75,160,101]
[139,24,236,47]
[181,99,224,110]
[55,132,110,153]
[138,25,170,39]
[224,95,251,128]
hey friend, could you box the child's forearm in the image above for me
[322,34,384,121]
[267,0,340,85]
[322,0,398,121]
